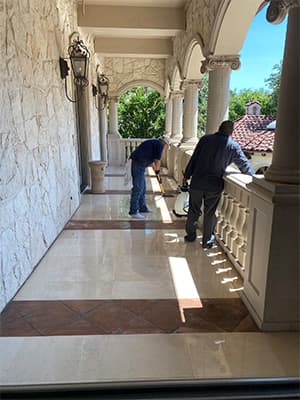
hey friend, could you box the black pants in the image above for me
[185,189,222,245]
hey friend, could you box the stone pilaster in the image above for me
[180,80,201,147]
[170,91,183,143]
[201,55,240,134]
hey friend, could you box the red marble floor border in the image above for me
[83,190,178,195]
[65,220,186,230]
[0,299,259,336]
[103,174,168,177]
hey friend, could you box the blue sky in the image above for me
[230,9,287,92]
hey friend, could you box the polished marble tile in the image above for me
[72,194,179,221]
[14,229,241,300]
[0,332,299,385]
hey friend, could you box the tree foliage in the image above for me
[229,89,276,121]
[229,61,282,121]
[118,87,165,138]
[264,61,282,111]
[117,62,282,139]
[198,74,208,137]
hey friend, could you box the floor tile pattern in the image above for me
[0,299,258,336]
[65,219,186,230]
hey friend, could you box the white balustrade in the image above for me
[215,171,252,277]
[122,138,145,161]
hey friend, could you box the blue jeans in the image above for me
[186,189,221,245]
[129,160,147,214]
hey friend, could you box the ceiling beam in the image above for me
[94,37,173,58]
[77,5,185,31]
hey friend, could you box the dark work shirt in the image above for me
[130,139,164,168]
[184,133,254,192]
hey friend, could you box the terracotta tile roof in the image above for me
[233,115,276,153]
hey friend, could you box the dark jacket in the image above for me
[130,139,164,168]
[184,133,254,192]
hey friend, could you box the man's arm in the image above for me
[232,145,254,175]
[183,138,203,179]
[152,159,161,174]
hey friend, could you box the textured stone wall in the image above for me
[104,57,165,96]
[166,0,220,83]
[0,0,82,311]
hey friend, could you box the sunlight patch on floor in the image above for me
[168,256,202,322]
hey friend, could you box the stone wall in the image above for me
[104,57,165,96]
[0,0,82,311]
[166,0,220,83]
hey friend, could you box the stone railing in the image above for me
[121,138,145,162]
[168,146,254,279]
[215,170,253,278]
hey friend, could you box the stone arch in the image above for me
[182,37,205,80]
[117,79,164,97]
[206,0,264,56]
[170,63,182,91]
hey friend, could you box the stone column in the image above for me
[170,91,183,143]
[108,96,120,137]
[181,80,200,146]
[99,104,108,162]
[264,4,299,184]
[201,55,240,134]
[164,96,173,137]
[108,96,123,166]
[242,3,300,331]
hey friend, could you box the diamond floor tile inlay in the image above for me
[0,299,258,336]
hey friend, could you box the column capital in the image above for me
[200,55,241,74]
[266,0,300,24]
[181,79,203,90]
[109,96,119,103]
[170,90,184,99]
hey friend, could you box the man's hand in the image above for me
[182,176,188,185]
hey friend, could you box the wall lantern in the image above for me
[59,37,90,102]
[92,72,109,110]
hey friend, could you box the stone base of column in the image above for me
[242,176,300,331]
[108,134,125,166]
[178,138,198,148]
[169,136,182,145]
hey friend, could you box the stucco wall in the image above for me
[0,0,82,311]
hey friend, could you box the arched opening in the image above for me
[118,86,166,139]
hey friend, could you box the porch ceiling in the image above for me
[77,0,187,58]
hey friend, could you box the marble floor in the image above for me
[0,167,299,388]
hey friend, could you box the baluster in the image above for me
[216,193,227,236]
[237,209,249,269]
[219,194,232,240]
[221,196,233,243]
[232,205,246,258]
[227,200,241,250]
[223,199,237,246]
